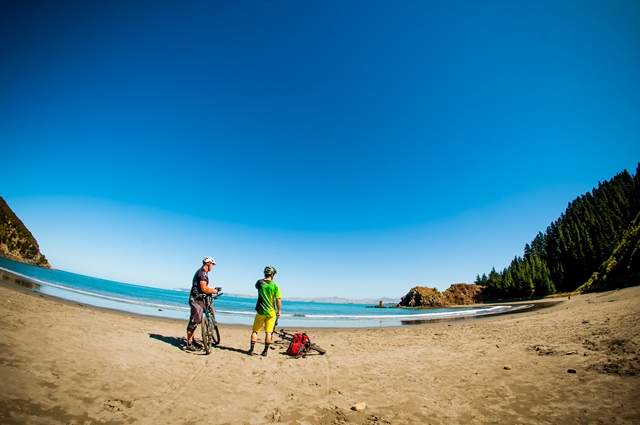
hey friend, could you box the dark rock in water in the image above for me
[366,300,387,308]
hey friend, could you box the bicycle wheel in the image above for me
[201,313,213,355]
[210,313,221,346]
[310,343,326,355]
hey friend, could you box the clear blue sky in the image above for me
[1,1,639,299]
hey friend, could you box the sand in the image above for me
[0,280,639,425]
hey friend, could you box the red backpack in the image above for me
[286,333,311,357]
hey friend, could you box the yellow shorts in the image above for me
[252,313,276,333]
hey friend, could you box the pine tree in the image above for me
[477,164,640,299]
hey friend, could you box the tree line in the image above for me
[474,164,640,299]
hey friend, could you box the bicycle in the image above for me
[201,288,223,355]
[274,320,326,355]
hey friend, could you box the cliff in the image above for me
[0,197,52,268]
[398,283,485,308]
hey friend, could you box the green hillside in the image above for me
[581,210,640,292]
[475,164,640,298]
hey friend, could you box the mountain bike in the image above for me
[201,288,222,355]
[274,320,326,355]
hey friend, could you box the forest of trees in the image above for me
[475,164,640,299]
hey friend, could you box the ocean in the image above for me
[0,257,530,328]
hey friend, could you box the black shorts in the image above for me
[187,296,205,332]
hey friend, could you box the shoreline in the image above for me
[1,278,638,423]
[0,271,565,331]
[0,272,566,330]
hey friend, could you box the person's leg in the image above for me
[249,314,264,355]
[261,315,275,356]
[186,298,204,349]
[248,332,258,354]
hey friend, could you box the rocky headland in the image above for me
[397,283,486,307]
[0,196,51,268]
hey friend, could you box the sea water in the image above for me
[0,257,530,328]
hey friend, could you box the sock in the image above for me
[261,343,270,356]
[248,341,255,353]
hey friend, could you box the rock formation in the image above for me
[398,283,485,307]
[441,283,486,305]
[0,196,52,268]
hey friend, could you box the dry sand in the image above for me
[0,279,639,425]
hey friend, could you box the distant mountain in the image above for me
[287,296,400,305]
[173,288,399,304]
[0,197,51,269]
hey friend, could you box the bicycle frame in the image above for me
[273,320,326,355]
[201,292,222,354]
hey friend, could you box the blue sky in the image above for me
[1,1,639,299]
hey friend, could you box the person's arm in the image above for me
[200,281,218,295]
[276,298,282,318]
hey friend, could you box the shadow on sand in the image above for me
[149,333,250,355]
[148,333,185,350]
[214,345,250,355]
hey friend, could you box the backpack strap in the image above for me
[299,333,311,357]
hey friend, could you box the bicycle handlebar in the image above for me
[205,290,223,303]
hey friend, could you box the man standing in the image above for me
[186,256,219,351]
[248,266,282,356]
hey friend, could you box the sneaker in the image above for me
[261,350,268,357]
[191,340,203,349]
[185,343,196,352]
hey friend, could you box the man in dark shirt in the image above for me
[186,256,219,351]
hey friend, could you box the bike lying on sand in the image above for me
[274,320,326,356]
[201,288,223,355]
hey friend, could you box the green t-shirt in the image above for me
[254,279,281,316]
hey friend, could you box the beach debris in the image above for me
[530,345,556,355]
[566,351,578,355]
[568,369,577,374]
[351,402,367,411]
[504,366,512,370]
[104,398,133,412]
[366,415,391,424]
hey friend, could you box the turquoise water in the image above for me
[0,257,530,328]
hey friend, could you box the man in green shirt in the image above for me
[248,266,282,356]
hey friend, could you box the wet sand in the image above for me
[0,279,638,424]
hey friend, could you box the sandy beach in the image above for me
[0,280,638,425]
